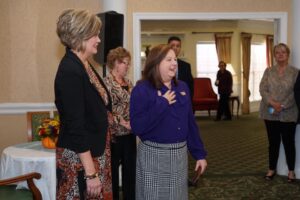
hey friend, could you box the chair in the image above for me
[0,172,42,200]
[27,111,50,141]
[192,78,219,116]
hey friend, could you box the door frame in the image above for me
[132,12,287,83]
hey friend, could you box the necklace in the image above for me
[116,78,126,86]
[112,73,127,86]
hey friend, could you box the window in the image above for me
[196,42,219,93]
[249,42,267,101]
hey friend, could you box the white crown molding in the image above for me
[0,103,56,115]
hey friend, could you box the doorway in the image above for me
[132,12,287,83]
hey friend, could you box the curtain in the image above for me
[241,33,252,114]
[215,33,233,63]
[266,35,274,68]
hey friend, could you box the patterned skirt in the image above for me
[136,140,188,200]
[56,133,112,200]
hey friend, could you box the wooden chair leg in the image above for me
[0,172,42,200]
[27,177,42,200]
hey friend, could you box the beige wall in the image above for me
[0,0,103,152]
[0,0,103,103]
[127,0,289,12]
[0,114,27,152]
[0,0,292,152]
[0,0,291,103]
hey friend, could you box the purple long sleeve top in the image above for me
[130,80,207,160]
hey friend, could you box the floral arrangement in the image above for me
[37,117,60,140]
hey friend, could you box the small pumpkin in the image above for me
[42,137,57,149]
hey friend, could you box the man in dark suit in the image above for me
[215,61,233,121]
[168,36,194,99]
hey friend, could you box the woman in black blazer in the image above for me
[55,9,112,199]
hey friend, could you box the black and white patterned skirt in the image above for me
[136,140,188,200]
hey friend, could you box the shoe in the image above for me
[288,172,296,183]
[264,171,276,181]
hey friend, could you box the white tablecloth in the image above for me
[0,141,56,200]
[277,124,300,178]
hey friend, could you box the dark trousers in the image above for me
[111,134,136,200]
[217,94,231,119]
[264,120,296,171]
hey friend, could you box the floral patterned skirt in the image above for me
[56,132,112,200]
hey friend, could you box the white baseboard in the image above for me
[0,103,56,115]
[0,101,261,115]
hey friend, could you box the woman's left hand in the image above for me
[269,99,283,113]
[120,117,131,130]
[195,159,207,175]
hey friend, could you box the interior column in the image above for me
[292,0,300,179]
[277,0,300,178]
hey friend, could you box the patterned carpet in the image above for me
[188,113,300,199]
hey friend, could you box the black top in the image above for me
[216,69,233,95]
[177,59,194,99]
[54,48,111,157]
[294,71,300,123]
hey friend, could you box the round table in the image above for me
[0,141,56,200]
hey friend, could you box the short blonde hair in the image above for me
[56,9,101,51]
[106,47,131,70]
[273,43,290,56]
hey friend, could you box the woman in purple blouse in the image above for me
[130,44,207,200]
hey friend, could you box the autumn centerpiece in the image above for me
[37,117,60,149]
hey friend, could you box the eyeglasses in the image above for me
[121,61,130,66]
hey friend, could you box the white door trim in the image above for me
[132,12,288,83]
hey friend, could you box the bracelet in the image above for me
[84,172,100,180]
